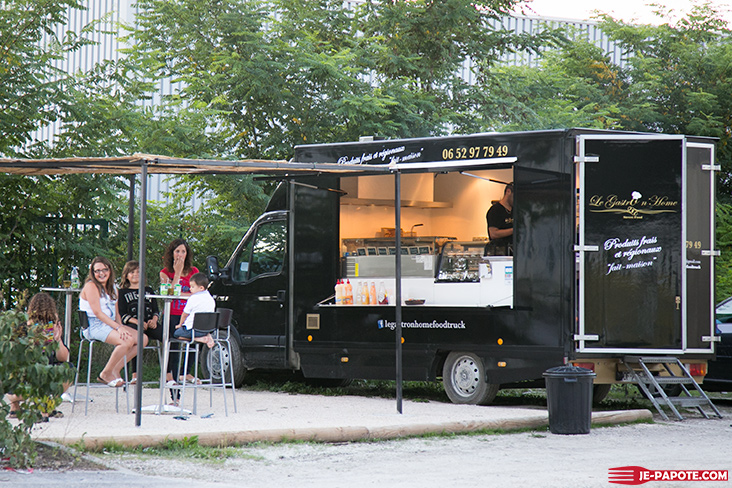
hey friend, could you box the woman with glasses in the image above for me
[79,256,141,387]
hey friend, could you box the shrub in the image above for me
[0,304,75,468]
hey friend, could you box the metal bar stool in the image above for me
[72,311,129,415]
[174,312,236,416]
[213,307,237,413]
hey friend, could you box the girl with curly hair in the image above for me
[7,292,70,420]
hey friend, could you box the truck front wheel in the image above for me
[442,352,499,405]
[200,335,246,387]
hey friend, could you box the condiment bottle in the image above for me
[335,279,343,305]
[345,280,353,305]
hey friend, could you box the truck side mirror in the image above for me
[206,255,220,280]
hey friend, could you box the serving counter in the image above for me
[339,256,513,308]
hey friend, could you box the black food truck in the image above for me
[204,128,718,405]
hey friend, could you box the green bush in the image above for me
[0,305,75,468]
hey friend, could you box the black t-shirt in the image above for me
[486,202,513,253]
[118,287,159,327]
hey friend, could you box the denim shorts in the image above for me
[82,315,113,342]
[173,327,210,340]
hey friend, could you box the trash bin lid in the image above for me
[542,365,596,378]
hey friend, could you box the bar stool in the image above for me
[173,312,236,416]
[213,307,237,413]
[72,311,129,415]
[131,335,163,386]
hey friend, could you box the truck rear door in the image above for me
[575,135,716,355]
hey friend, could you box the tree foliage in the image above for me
[717,203,732,302]
[0,0,91,156]
[596,4,732,197]
[0,172,128,307]
[127,0,560,152]
[473,37,625,131]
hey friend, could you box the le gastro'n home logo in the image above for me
[608,466,728,485]
[589,191,678,219]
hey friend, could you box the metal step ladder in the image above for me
[620,356,723,421]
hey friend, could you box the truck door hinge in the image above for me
[702,164,721,171]
[574,245,599,252]
[574,156,600,164]
[702,335,721,342]
[701,250,721,257]
[574,334,600,341]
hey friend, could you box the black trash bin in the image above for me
[543,365,596,435]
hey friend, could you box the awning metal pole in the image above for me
[127,175,135,262]
[395,171,403,414]
[134,162,148,427]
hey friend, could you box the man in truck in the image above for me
[485,182,514,255]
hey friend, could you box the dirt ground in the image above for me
[110,409,730,488]
[19,399,731,488]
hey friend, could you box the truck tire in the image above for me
[200,335,246,387]
[442,352,499,405]
[592,384,612,404]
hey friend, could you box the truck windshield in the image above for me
[233,220,287,281]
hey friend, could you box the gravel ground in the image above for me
[4,391,730,487]
[93,402,732,488]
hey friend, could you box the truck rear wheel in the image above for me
[200,335,246,387]
[442,352,499,405]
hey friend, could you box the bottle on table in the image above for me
[70,266,80,289]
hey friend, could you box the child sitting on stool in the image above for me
[173,272,215,349]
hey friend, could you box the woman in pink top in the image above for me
[160,239,199,386]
